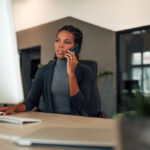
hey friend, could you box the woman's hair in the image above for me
[57,25,83,50]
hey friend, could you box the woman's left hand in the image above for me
[64,50,78,76]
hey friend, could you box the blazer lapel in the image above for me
[75,63,82,83]
[45,60,56,112]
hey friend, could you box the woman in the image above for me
[0,25,91,116]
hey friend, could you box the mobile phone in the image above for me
[70,44,80,57]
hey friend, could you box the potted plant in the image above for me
[116,91,150,150]
[97,70,113,78]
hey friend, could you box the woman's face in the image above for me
[55,30,75,59]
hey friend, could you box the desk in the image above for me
[0,112,117,150]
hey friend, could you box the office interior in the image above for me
[0,0,150,149]
[13,0,150,118]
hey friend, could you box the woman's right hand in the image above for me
[0,105,17,115]
[0,104,26,115]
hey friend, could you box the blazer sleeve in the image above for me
[24,68,43,111]
[70,65,91,115]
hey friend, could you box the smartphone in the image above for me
[70,44,80,57]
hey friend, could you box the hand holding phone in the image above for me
[70,44,80,57]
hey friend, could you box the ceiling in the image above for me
[12,0,150,32]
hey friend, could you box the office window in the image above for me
[131,52,150,95]
[131,52,141,65]
[143,52,150,64]
[116,26,150,112]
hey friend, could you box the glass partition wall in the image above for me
[116,26,150,112]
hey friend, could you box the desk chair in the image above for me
[79,60,106,118]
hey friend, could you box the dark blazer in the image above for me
[24,60,91,116]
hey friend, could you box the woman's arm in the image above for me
[64,51,91,115]
[24,68,43,111]
[70,66,91,115]
[68,74,79,96]
[64,50,79,96]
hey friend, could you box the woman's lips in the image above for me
[56,50,66,55]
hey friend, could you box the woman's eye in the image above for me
[65,41,71,44]
[55,39,60,42]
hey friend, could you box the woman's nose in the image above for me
[58,42,64,48]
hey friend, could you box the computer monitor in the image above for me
[0,0,24,104]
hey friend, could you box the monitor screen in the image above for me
[0,0,24,104]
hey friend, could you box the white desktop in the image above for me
[0,0,24,104]
[0,0,41,128]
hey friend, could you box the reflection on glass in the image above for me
[143,67,150,96]
[143,51,150,64]
[132,53,141,65]
[118,28,150,112]
[132,67,141,89]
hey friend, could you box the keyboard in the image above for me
[0,115,41,124]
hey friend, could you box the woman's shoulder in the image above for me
[78,62,91,72]
[77,63,92,78]
[39,60,55,69]
[37,60,56,74]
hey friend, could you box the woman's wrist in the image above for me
[68,72,76,77]
[15,103,26,112]
[13,105,17,112]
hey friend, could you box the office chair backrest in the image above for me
[79,60,101,117]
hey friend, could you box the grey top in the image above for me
[51,59,71,114]
[24,59,91,116]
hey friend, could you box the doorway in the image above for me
[20,46,41,98]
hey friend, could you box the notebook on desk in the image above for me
[13,127,115,149]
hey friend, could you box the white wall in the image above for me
[13,0,150,31]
